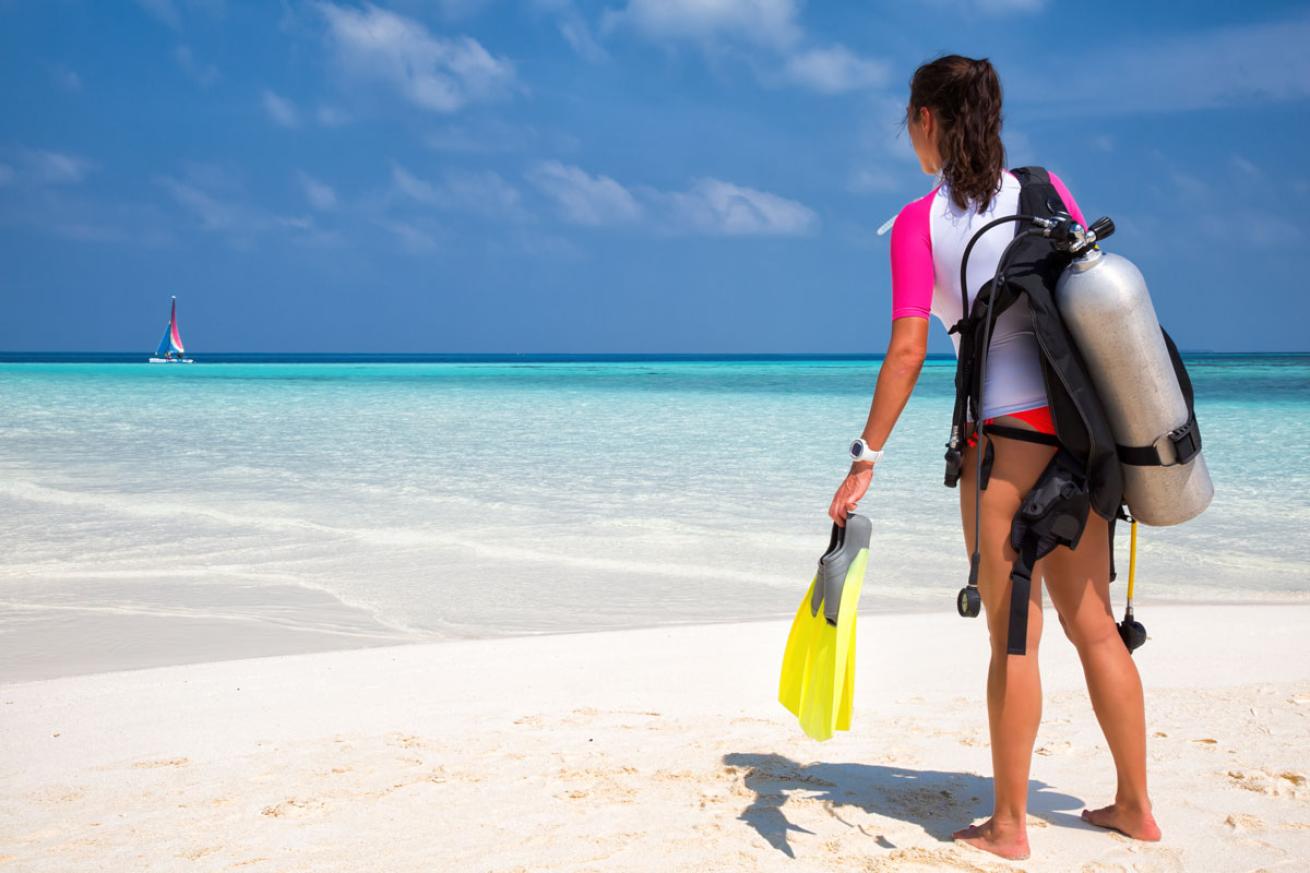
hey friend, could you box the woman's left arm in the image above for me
[828,316,929,524]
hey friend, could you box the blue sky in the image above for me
[2,0,1308,353]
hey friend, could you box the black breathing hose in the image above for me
[956,213,1042,592]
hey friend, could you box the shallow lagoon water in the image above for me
[1,355,1306,678]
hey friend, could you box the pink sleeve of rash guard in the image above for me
[889,187,938,321]
[1048,171,1088,228]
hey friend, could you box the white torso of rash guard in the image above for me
[930,171,1048,420]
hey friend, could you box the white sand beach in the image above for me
[3,604,1308,872]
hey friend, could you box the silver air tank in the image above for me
[1055,249,1213,526]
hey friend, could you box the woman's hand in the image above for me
[828,462,874,525]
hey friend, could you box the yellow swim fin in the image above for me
[778,514,872,741]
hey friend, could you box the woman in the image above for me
[828,55,1162,861]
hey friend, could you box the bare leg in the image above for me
[951,433,1057,861]
[1043,516,1162,842]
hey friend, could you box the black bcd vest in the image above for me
[945,167,1201,655]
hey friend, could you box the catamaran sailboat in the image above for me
[148,296,194,363]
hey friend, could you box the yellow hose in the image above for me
[1126,520,1139,602]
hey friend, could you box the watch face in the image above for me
[850,441,862,458]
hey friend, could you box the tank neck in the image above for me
[1070,247,1104,272]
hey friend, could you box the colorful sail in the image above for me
[154,324,172,357]
[168,297,186,354]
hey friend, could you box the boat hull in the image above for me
[148,357,194,364]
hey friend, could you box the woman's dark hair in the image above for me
[908,55,1005,211]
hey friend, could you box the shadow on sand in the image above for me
[722,752,1087,859]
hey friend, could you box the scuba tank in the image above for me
[1056,250,1213,526]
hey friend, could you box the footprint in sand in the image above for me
[861,846,998,872]
[27,786,86,803]
[384,733,428,749]
[1224,813,1266,831]
[260,797,327,818]
[1035,740,1072,757]
[131,757,190,768]
[1226,769,1308,798]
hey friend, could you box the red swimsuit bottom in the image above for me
[966,405,1056,447]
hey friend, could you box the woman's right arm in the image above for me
[828,198,934,524]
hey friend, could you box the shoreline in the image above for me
[4,605,1308,871]
[7,597,1310,686]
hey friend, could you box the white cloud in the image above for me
[316,104,352,126]
[134,0,227,27]
[432,0,495,20]
[848,167,900,194]
[425,125,505,153]
[156,163,330,247]
[158,175,244,232]
[262,90,300,128]
[781,44,888,94]
[1169,170,1209,200]
[319,2,516,113]
[391,164,440,204]
[391,163,527,221]
[660,178,817,236]
[534,0,607,62]
[528,161,643,226]
[0,188,175,247]
[527,161,817,236]
[440,169,525,219]
[975,0,1046,12]
[135,0,181,28]
[424,120,578,154]
[1014,12,1310,116]
[378,218,441,253]
[846,94,923,197]
[297,171,338,210]
[604,0,885,95]
[22,149,93,185]
[560,18,607,62]
[52,66,82,92]
[1230,155,1262,178]
[175,45,220,86]
[1198,209,1302,249]
[605,0,802,49]
[1005,129,1036,168]
[1090,134,1115,153]
[922,0,1046,12]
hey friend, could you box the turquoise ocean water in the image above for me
[1,355,1307,661]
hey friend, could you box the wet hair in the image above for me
[908,55,1005,211]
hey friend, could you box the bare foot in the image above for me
[1081,803,1162,841]
[952,818,1030,861]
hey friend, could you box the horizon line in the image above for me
[3,350,1307,359]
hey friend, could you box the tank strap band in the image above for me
[1117,411,1202,467]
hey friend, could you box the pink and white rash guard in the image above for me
[890,170,1087,420]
